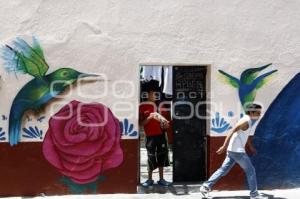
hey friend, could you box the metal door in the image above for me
[172,66,207,182]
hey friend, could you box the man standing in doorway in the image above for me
[139,88,171,187]
[200,103,264,199]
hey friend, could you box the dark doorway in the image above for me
[139,65,208,186]
[172,66,207,182]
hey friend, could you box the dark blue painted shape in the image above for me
[252,73,300,188]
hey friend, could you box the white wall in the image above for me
[0,0,299,141]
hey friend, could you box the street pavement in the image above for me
[5,188,300,199]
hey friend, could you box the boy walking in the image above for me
[200,103,263,199]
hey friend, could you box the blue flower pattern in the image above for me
[22,126,43,139]
[120,118,138,137]
[211,112,232,133]
[0,127,5,141]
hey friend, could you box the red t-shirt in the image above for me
[139,102,169,137]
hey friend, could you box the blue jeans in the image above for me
[204,151,258,197]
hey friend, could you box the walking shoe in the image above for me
[199,184,211,197]
[200,184,210,193]
[157,179,172,186]
[141,179,154,187]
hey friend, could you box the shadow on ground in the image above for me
[212,193,286,199]
[138,186,287,199]
[138,184,199,195]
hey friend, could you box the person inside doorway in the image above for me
[200,103,263,199]
[139,87,171,187]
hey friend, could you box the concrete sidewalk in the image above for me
[4,188,300,199]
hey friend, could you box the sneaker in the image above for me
[141,179,154,187]
[199,184,211,195]
[157,179,172,186]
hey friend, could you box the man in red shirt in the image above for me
[139,89,171,187]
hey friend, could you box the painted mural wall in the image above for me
[210,64,300,190]
[0,37,139,195]
[0,0,300,196]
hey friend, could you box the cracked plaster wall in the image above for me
[0,0,299,139]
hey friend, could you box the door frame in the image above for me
[138,63,211,183]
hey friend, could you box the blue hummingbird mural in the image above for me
[1,37,98,146]
[218,63,277,108]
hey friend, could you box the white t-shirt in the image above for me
[227,115,253,153]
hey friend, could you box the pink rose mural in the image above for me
[43,100,123,192]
